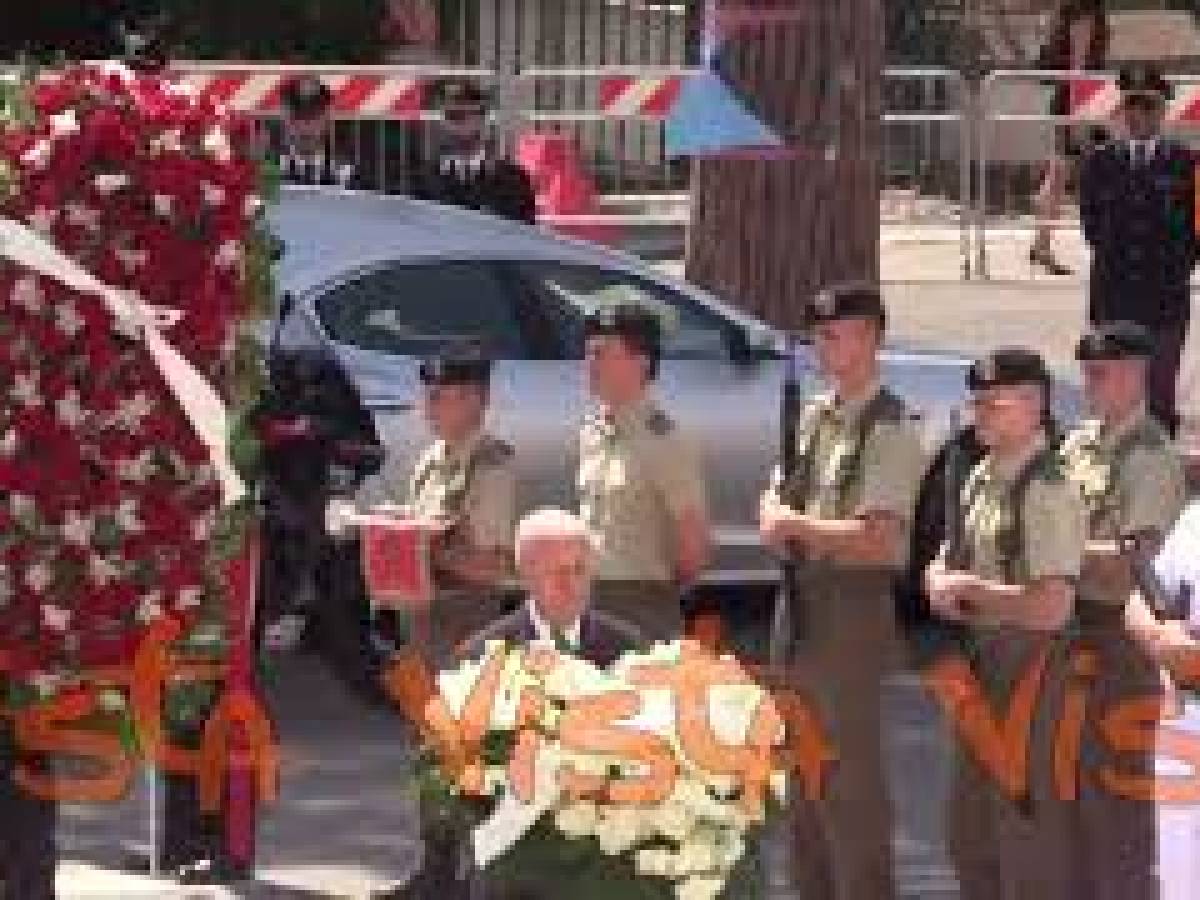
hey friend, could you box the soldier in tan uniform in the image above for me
[577,304,710,642]
[385,348,517,666]
[759,284,925,900]
[925,348,1086,900]
[1064,322,1185,899]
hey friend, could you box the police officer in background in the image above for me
[272,74,362,189]
[577,304,710,642]
[0,715,57,898]
[759,284,925,900]
[1079,64,1197,435]
[1063,321,1185,899]
[411,79,537,224]
[926,348,1086,899]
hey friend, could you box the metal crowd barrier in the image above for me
[974,69,1200,280]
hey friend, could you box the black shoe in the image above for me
[175,856,253,885]
[1029,245,1072,276]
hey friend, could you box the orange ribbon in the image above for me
[197,687,278,813]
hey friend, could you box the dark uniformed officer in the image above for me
[411,79,537,224]
[0,711,57,899]
[577,304,710,643]
[760,284,925,900]
[1063,321,1185,900]
[926,348,1086,899]
[1079,64,1197,435]
[271,74,362,189]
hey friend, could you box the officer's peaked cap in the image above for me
[1076,321,1154,361]
[419,345,493,386]
[281,74,333,118]
[1118,64,1171,100]
[968,347,1050,391]
[809,282,886,326]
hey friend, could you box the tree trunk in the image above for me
[685,0,883,331]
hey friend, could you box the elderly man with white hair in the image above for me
[462,508,645,667]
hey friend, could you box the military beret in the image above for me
[583,303,663,359]
[418,347,492,386]
[1118,64,1170,101]
[967,347,1050,391]
[1076,321,1154,361]
[281,75,333,119]
[809,283,886,325]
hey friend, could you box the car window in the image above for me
[513,262,735,360]
[314,261,527,358]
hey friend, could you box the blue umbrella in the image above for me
[665,0,783,158]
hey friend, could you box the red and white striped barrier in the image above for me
[1061,77,1200,124]
[169,68,429,119]
[596,75,683,119]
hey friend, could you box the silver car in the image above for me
[269,187,1043,591]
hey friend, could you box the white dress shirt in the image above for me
[525,597,581,649]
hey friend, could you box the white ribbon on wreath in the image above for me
[0,215,246,507]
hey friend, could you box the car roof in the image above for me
[274,187,650,291]
[268,186,776,337]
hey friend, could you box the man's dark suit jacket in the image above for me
[462,606,644,669]
[1079,137,1197,328]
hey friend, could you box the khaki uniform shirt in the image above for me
[950,435,1085,631]
[577,398,706,584]
[1062,408,1185,610]
[767,383,926,569]
[401,431,517,555]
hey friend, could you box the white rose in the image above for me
[89,555,121,587]
[12,276,43,313]
[61,510,94,546]
[40,603,71,632]
[137,592,164,624]
[636,846,674,879]
[55,389,87,430]
[11,493,36,521]
[675,876,725,900]
[95,60,135,86]
[115,243,147,271]
[116,498,144,535]
[92,172,129,194]
[25,564,54,596]
[152,194,174,218]
[594,806,644,856]
[215,239,242,269]
[97,689,127,713]
[716,832,746,870]
[56,303,85,338]
[555,801,599,838]
[243,194,263,218]
[176,587,203,610]
[12,371,41,408]
[676,836,717,875]
[153,129,184,154]
[654,796,694,842]
[202,182,226,207]
[203,128,232,163]
[21,139,53,169]
[30,672,64,699]
[1,428,18,458]
[26,207,57,233]
[49,109,79,136]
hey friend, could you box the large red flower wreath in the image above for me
[0,61,269,692]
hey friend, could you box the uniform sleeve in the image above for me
[465,462,518,550]
[653,431,707,519]
[1022,478,1086,582]
[1118,445,1186,538]
[857,418,926,523]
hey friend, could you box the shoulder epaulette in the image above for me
[645,408,676,436]
[475,435,514,467]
